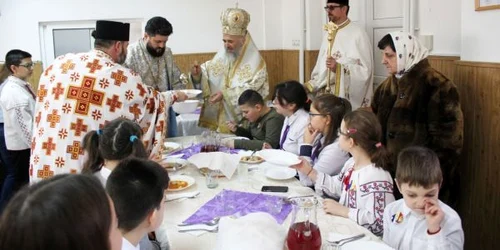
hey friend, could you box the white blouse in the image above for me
[279,108,309,155]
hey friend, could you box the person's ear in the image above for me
[143,32,149,40]
[147,208,160,229]
[255,104,262,111]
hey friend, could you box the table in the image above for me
[158,136,387,250]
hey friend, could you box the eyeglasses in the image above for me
[337,129,348,137]
[309,112,327,117]
[324,5,343,11]
[337,128,357,137]
[18,63,34,69]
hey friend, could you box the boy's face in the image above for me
[397,182,440,215]
[148,193,167,231]
[239,104,261,123]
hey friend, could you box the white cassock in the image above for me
[305,19,374,109]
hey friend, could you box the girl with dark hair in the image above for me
[295,94,351,187]
[292,109,395,236]
[264,80,310,155]
[82,117,148,185]
[0,49,35,211]
[0,174,122,250]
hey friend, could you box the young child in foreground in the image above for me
[383,146,464,250]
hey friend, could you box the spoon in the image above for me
[177,217,220,227]
[178,227,219,233]
[326,233,365,247]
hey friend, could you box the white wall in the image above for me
[461,0,500,62]
[0,0,273,61]
[417,0,461,56]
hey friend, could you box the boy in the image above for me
[106,158,170,250]
[383,146,464,250]
[225,89,284,150]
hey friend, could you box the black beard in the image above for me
[146,43,165,57]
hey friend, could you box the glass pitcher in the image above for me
[200,131,220,152]
[286,197,322,250]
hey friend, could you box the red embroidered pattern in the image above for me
[67,76,105,115]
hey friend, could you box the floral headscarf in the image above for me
[389,31,429,78]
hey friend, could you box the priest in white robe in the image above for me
[305,0,374,109]
[190,7,269,133]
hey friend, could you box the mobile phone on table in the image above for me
[261,185,289,193]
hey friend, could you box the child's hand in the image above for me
[262,142,272,149]
[304,123,319,144]
[290,157,312,176]
[323,199,349,217]
[226,121,238,133]
[425,199,444,234]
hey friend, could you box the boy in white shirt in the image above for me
[106,158,170,250]
[383,146,464,250]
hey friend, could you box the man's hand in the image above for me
[326,56,337,71]
[174,91,188,102]
[226,121,238,133]
[425,199,444,234]
[209,91,223,104]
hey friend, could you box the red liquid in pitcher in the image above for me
[286,222,322,250]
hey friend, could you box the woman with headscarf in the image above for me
[371,31,463,207]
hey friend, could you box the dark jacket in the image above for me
[372,58,463,205]
[234,108,284,150]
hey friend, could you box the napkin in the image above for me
[187,152,240,179]
[166,191,200,202]
[214,212,286,250]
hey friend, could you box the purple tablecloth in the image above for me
[183,189,292,225]
[168,143,240,160]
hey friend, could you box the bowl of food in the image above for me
[160,158,188,172]
[167,175,195,191]
[172,100,199,114]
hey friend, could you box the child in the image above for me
[383,146,464,250]
[292,109,395,236]
[106,158,170,250]
[225,89,284,150]
[0,49,35,210]
[82,118,148,185]
[0,174,122,250]
[296,94,351,187]
[264,80,310,155]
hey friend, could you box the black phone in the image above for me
[261,185,289,193]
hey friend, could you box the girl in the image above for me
[82,118,148,185]
[0,174,122,250]
[297,94,351,187]
[264,80,310,155]
[292,110,395,236]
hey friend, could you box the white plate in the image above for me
[167,175,195,192]
[180,89,202,98]
[163,142,181,154]
[160,158,188,171]
[265,168,297,180]
[257,149,300,166]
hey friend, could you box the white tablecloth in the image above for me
[158,136,387,250]
[176,113,208,137]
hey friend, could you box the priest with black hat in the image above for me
[305,0,374,110]
[30,20,171,184]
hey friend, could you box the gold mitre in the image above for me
[220,7,250,36]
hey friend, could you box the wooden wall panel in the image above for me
[305,50,320,82]
[260,50,283,98]
[453,61,500,250]
[428,55,460,81]
[0,61,43,91]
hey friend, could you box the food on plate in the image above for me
[240,155,264,164]
[168,180,189,190]
[162,145,176,154]
[199,167,225,177]
[161,162,182,170]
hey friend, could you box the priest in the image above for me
[190,7,269,133]
[30,20,170,182]
[306,0,374,109]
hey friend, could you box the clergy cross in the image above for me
[66,141,84,160]
[60,60,75,74]
[37,85,48,102]
[106,94,123,112]
[47,109,61,128]
[111,70,128,86]
[70,118,88,137]
[86,59,103,74]
[42,137,57,155]
[37,165,54,179]
[52,82,65,100]
[55,157,65,168]
[129,103,142,120]
[67,76,105,116]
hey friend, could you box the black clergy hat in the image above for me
[91,20,130,41]
[327,0,349,5]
